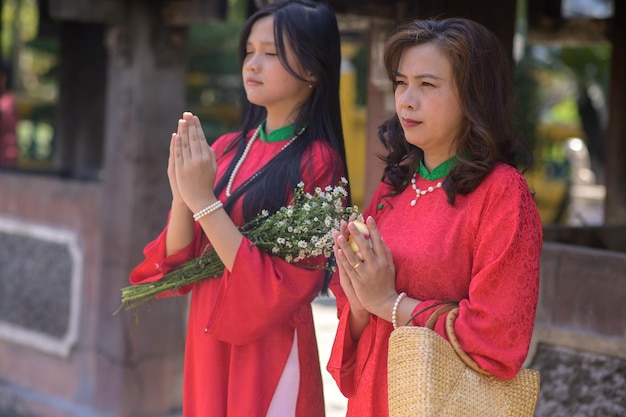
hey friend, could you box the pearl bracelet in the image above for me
[392,292,407,329]
[193,200,223,221]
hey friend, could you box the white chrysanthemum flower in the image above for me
[120,179,361,310]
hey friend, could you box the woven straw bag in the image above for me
[387,303,540,417]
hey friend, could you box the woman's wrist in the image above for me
[348,306,370,342]
[171,196,191,209]
[171,200,193,218]
[387,294,422,329]
[392,292,407,329]
[188,196,219,215]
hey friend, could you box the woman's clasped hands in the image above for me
[332,217,398,322]
[168,112,219,214]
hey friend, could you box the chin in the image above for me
[403,136,422,148]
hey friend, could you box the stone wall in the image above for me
[529,242,626,417]
[0,173,104,416]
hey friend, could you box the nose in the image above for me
[398,87,417,110]
[245,53,259,72]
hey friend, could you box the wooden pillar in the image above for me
[55,21,107,179]
[604,1,626,224]
[97,0,189,415]
[363,19,395,206]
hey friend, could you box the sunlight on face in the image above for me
[394,43,465,171]
[243,16,312,120]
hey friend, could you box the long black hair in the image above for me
[214,0,349,221]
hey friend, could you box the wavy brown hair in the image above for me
[378,17,532,204]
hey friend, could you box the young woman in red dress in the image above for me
[328,18,542,417]
[130,1,348,416]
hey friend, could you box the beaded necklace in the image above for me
[410,174,443,206]
[376,157,458,211]
[408,157,457,206]
[225,122,306,198]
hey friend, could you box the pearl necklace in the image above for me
[410,172,443,206]
[225,123,305,198]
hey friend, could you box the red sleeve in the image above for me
[410,168,542,379]
[129,213,208,296]
[327,182,390,396]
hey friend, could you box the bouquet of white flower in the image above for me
[116,178,358,312]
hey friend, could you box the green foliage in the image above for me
[2,0,38,57]
[227,0,249,23]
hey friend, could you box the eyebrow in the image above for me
[246,40,276,47]
[394,70,445,81]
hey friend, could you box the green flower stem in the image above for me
[116,180,356,314]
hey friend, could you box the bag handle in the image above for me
[425,303,458,329]
[404,300,459,328]
[403,300,493,377]
[445,308,492,376]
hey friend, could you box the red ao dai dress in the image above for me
[327,160,543,417]
[131,126,343,417]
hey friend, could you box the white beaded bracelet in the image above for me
[392,292,407,329]
[193,200,223,221]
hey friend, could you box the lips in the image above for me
[245,77,262,87]
[401,117,421,128]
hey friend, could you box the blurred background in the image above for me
[0,0,616,225]
[1,1,625,416]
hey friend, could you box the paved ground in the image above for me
[312,296,348,417]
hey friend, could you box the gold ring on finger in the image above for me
[352,261,362,269]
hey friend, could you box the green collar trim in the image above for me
[419,156,458,180]
[258,120,297,143]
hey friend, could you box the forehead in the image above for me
[397,43,452,77]
[248,15,275,43]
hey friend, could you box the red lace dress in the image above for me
[327,162,543,417]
